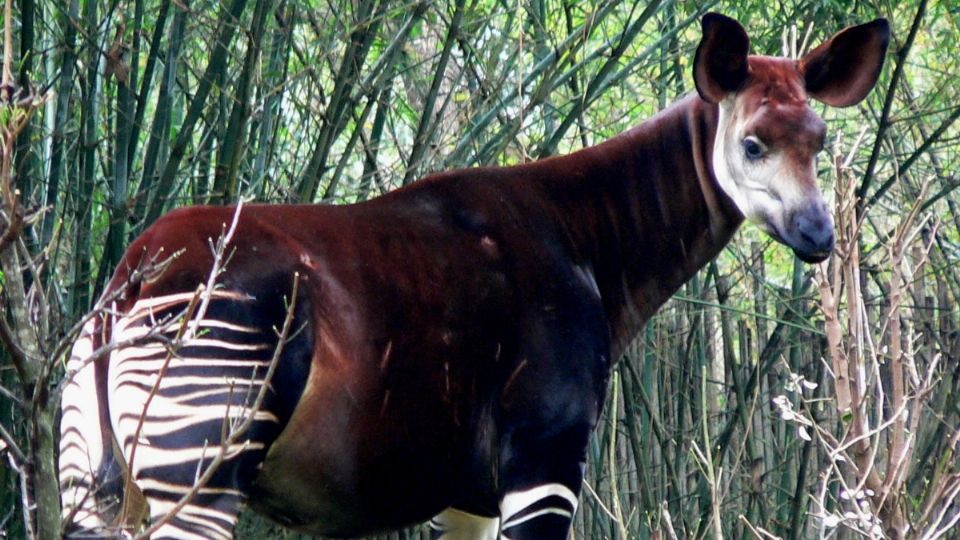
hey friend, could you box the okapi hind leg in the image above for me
[59,320,130,537]
[140,483,244,540]
[107,290,309,539]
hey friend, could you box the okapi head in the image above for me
[694,13,890,262]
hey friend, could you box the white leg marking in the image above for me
[499,483,578,521]
[107,304,276,477]
[429,508,499,540]
[499,483,579,537]
[123,290,253,314]
[502,507,573,530]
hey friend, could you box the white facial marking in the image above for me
[711,98,751,215]
[712,96,816,241]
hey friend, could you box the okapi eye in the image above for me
[742,137,766,161]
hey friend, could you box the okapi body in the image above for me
[59,13,890,539]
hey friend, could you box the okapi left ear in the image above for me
[800,18,891,107]
[694,13,750,103]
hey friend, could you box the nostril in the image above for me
[796,213,834,251]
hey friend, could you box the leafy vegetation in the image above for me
[0,0,957,538]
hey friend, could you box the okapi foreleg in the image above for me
[498,480,581,539]
[495,407,593,539]
[428,488,579,540]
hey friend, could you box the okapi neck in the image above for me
[537,93,744,356]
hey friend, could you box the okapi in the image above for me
[59,13,890,539]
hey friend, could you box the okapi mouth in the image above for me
[764,225,833,263]
[792,244,833,264]
[765,203,835,263]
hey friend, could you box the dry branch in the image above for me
[131,272,300,539]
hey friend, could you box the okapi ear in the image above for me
[800,19,891,107]
[694,13,750,103]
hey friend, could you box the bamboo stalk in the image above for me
[537,0,712,157]
[297,0,382,202]
[250,0,292,198]
[608,371,628,539]
[133,1,187,230]
[104,15,136,275]
[329,3,427,200]
[40,0,80,248]
[143,0,250,226]
[126,0,171,174]
[401,0,467,185]
[212,0,272,204]
[619,362,655,515]
[0,2,59,536]
[12,0,35,202]
[857,0,927,208]
[444,0,621,167]
[356,78,392,202]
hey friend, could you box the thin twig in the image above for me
[0,421,25,463]
[2,0,11,87]
[123,203,245,523]
[132,272,300,539]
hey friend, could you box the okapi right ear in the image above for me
[694,13,751,103]
[800,18,891,107]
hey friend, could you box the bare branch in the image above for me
[131,272,300,540]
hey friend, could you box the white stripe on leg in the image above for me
[499,483,579,539]
[500,483,578,524]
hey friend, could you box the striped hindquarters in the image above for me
[110,290,286,539]
[62,287,300,539]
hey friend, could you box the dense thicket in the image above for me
[0,0,957,538]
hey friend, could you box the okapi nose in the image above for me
[793,209,834,262]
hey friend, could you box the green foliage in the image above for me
[0,0,957,538]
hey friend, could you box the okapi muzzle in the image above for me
[784,198,835,263]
